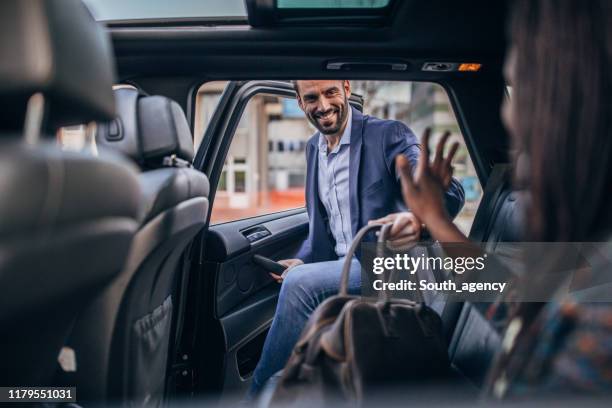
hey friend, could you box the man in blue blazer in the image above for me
[249,80,465,396]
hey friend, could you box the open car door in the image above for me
[171,80,363,398]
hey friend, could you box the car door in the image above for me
[177,81,363,397]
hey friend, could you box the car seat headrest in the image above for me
[96,88,194,169]
[0,0,116,133]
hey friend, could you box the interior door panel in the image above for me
[202,209,308,392]
[207,209,308,318]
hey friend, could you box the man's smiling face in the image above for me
[295,80,352,136]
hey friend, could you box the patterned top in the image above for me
[489,300,612,398]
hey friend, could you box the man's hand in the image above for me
[269,258,304,283]
[369,212,422,250]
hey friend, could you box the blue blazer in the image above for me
[296,107,465,263]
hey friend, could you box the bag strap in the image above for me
[339,223,427,303]
[339,223,392,296]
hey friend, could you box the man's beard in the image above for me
[307,99,349,135]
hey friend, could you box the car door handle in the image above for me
[241,225,271,243]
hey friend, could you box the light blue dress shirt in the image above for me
[317,108,353,257]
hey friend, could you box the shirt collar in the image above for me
[318,107,353,153]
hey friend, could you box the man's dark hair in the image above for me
[291,80,348,98]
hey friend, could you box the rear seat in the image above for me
[443,164,526,387]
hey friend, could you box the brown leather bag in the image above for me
[271,223,450,406]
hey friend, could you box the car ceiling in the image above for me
[108,0,509,81]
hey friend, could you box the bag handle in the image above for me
[339,223,392,296]
[339,223,425,303]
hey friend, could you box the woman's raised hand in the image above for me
[396,128,459,226]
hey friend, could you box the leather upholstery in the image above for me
[97,87,209,223]
[71,89,209,405]
[0,144,140,238]
[0,0,116,131]
[139,96,194,164]
[0,142,140,386]
[0,0,140,388]
[139,168,209,223]
[447,302,501,387]
[448,164,527,387]
[97,89,195,169]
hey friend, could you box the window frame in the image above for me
[203,85,308,226]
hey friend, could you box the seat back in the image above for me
[0,0,141,386]
[444,164,527,387]
[70,88,209,405]
[0,145,141,386]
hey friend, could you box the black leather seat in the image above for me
[446,164,527,387]
[0,0,141,386]
[69,88,210,405]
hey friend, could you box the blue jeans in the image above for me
[248,258,361,397]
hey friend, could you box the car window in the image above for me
[277,0,390,8]
[349,81,481,234]
[196,81,482,234]
[82,0,247,21]
[207,93,313,224]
